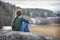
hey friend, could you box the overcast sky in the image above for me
[1,0,60,11]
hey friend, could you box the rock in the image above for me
[0,31,60,40]
[0,31,43,40]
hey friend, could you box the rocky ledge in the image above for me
[0,31,60,40]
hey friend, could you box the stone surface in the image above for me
[0,31,60,40]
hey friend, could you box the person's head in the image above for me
[16,11,21,16]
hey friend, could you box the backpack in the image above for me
[12,25,15,31]
[12,17,17,31]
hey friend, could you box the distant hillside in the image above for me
[0,1,21,28]
[22,8,54,18]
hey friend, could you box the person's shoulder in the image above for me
[18,15,23,19]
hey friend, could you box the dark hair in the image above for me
[16,11,21,16]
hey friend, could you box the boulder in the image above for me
[0,31,60,40]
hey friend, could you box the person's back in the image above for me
[14,16,23,31]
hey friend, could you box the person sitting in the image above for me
[12,10,29,31]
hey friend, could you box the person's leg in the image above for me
[24,23,30,32]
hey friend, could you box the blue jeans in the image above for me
[20,22,30,32]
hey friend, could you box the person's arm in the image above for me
[18,16,29,23]
[22,17,29,23]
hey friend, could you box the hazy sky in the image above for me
[1,0,60,11]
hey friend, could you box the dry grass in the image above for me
[29,24,60,38]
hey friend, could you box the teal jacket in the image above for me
[13,16,29,31]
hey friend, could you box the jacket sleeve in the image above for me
[22,17,29,23]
